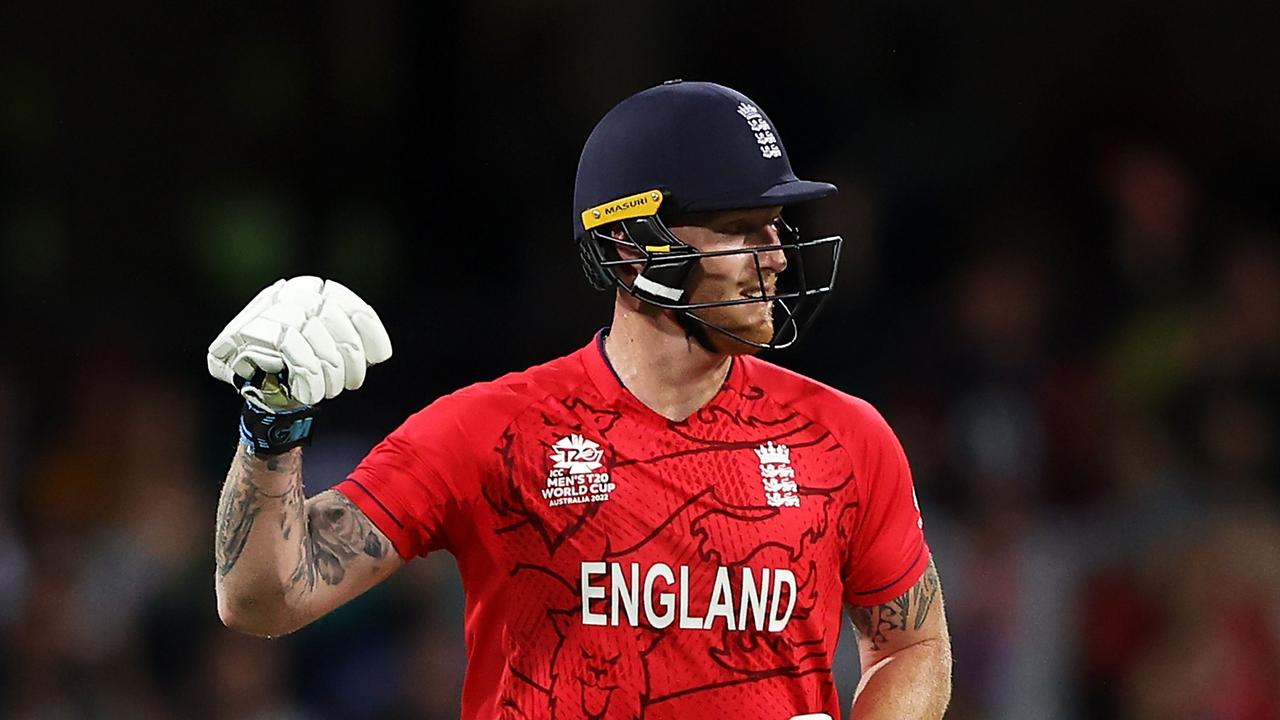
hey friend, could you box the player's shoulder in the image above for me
[398,345,592,437]
[739,355,892,437]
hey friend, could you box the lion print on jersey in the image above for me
[548,610,662,720]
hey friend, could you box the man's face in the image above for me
[666,205,788,354]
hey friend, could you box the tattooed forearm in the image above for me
[287,490,388,592]
[215,479,259,576]
[215,449,299,576]
[216,449,302,575]
[852,558,941,651]
[216,445,385,592]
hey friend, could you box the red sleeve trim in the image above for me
[848,544,931,607]
[335,478,417,562]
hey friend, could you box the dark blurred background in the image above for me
[2,0,1279,718]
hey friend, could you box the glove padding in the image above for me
[207,276,393,406]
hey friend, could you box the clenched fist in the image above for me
[207,276,392,407]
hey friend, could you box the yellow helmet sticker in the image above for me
[581,189,664,231]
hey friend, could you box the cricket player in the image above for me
[209,80,951,719]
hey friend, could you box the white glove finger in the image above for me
[318,279,363,311]
[300,317,346,400]
[230,348,285,378]
[319,300,367,390]
[350,308,393,365]
[258,301,307,329]
[224,317,288,378]
[237,315,283,344]
[278,276,325,316]
[281,275,324,297]
[207,353,238,385]
[322,280,392,366]
[277,326,325,406]
[208,279,284,360]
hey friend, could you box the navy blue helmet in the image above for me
[574,80,843,350]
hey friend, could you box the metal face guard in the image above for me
[579,215,843,350]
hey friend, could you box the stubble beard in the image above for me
[679,268,779,354]
[689,297,776,355]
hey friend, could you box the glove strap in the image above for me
[239,401,318,455]
[236,370,318,455]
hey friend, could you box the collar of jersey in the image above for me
[581,328,746,422]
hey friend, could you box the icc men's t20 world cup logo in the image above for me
[543,434,616,508]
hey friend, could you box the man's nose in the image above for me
[757,222,789,274]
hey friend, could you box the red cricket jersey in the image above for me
[336,332,930,720]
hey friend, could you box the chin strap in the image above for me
[674,309,720,353]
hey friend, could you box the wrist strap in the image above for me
[239,399,318,455]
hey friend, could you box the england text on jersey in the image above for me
[580,561,797,631]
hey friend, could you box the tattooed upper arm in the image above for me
[291,490,393,590]
[289,490,403,619]
[850,557,946,655]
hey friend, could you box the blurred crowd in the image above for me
[2,1,1278,719]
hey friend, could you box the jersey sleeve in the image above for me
[841,401,931,607]
[336,399,473,562]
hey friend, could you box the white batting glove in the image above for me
[207,276,393,407]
